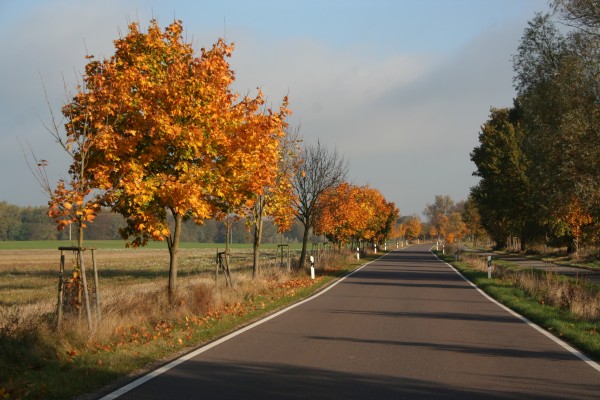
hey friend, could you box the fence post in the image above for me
[79,250,93,331]
[91,249,101,324]
[56,250,65,330]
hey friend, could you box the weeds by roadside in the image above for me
[457,251,600,320]
[436,248,600,361]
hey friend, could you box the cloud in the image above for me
[0,1,144,205]
[0,2,529,216]
[229,32,438,156]
[226,21,523,215]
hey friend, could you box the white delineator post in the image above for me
[310,255,315,280]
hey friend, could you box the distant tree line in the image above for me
[470,0,600,254]
[0,201,308,244]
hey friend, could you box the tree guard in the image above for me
[56,247,100,330]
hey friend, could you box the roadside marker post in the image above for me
[356,247,360,260]
[487,255,492,279]
[310,256,315,280]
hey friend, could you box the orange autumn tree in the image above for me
[315,183,398,248]
[65,19,285,300]
[211,90,290,281]
[376,200,400,245]
[405,216,422,241]
[356,186,398,246]
[448,212,468,244]
[561,197,593,257]
[314,182,365,247]
[395,222,407,242]
[244,129,299,277]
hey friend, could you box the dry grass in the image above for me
[0,245,356,399]
[0,245,297,332]
[458,251,600,320]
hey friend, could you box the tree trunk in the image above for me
[223,213,233,288]
[77,218,84,248]
[252,217,263,278]
[299,220,310,270]
[167,211,182,303]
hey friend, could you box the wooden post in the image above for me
[56,250,65,329]
[279,245,284,269]
[223,249,232,288]
[91,249,101,324]
[79,250,93,331]
[215,248,219,283]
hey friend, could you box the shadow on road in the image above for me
[327,309,522,324]
[117,359,571,400]
[305,335,575,361]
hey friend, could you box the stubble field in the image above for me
[0,242,299,310]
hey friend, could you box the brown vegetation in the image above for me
[458,251,600,320]
[0,246,357,399]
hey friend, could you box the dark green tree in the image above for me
[470,106,534,249]
[514,12,599,251]
[0,202,22,241]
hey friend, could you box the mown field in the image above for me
[0,241,305,307]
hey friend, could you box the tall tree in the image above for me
[314,183,397,248]
[423,195,455,237]
[244,127,299,277]
[462,195,487,246]
[314,182,364,247]
[514,12,600,251]
[292,141,347,269]
[405,216,422,241]
[65,20,288,300]
[470,107,533,248]
[552,0,600,33]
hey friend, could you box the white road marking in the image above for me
[99,255,382,399]
[431,249,600,373]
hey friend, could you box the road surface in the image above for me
[102,244,600,399]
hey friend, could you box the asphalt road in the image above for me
[103,244,600,399]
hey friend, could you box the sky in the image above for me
[0,0,549,216]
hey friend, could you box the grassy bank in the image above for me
[435,250,600,361]
[0,249,375,399]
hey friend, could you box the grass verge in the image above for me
[434,250,600,362]
[0,252,375,400]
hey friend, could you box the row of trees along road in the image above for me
[470,0,600,255]
[33,19,398,302]
[422,194,487,246]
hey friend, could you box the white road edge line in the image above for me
[99,254,385,399]
[431,249,600,373]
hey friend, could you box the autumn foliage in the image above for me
[61,19,289,298]
[315,183,398,246]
